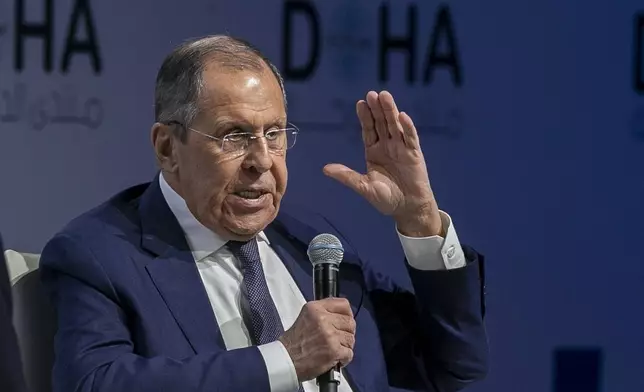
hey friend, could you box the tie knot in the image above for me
[227,239,261,267]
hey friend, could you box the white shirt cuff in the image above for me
[397,210,466,270]
[257,340,300,392]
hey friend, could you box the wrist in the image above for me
[278,334,302,381]
[396,209,443,238]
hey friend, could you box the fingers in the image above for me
[310,299,356,349]
[337,344,354,368]
[322,164,367,196]
[399,111,420,150]
[332,314,357,335]
[319,297,353,316]
[379,91,404,141]
[357,100,377,147]
[287,300,356,378]
[362,90,407,143]
[331,331,355,368]
[340,330,356,349]
[307,298,356,333]
[366,91,389,141]
[284,300,357,381]
[319,298,356,333]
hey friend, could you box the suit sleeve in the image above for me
[366,245,489,392]
[0,239,28,392]
[40,234,272,392]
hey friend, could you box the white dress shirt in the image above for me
[159,173,466,392]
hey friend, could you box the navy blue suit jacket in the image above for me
[0,236,27,392]
[40,177,488,392]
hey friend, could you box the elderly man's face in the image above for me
[154,63,288,241]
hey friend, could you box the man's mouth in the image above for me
[233,190,267,200]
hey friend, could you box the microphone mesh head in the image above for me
[307,233,344,266]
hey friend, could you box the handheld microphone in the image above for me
[307,233,344,392]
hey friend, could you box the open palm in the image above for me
[324,91,442,236]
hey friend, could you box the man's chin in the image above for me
[223,211,276,240]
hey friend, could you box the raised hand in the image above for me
[323,91,443,237]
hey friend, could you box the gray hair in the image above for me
[154,34,287,141]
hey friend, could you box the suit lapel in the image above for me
[264,224,314,303]
[265,215,366,308]
[139,176,224,353]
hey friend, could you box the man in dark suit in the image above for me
[0,235,27,392]
[40,35,488,392]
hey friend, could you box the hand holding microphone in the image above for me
[278,234,353,390]
[278,298,355,382]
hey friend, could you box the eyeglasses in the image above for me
[166,121,299,154]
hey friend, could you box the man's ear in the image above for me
[151,122,178,173]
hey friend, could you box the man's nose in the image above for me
[241,137,272,173]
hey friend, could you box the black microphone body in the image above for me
[308,233,345,392]
[314,263,339,300]
[314,262,341,392]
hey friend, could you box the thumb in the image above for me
[323,164,368,195]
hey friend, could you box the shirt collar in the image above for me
[158,173,269,262]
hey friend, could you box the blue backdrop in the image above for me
[1,1,642,391]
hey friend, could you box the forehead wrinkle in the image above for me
[203,109,286,130]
